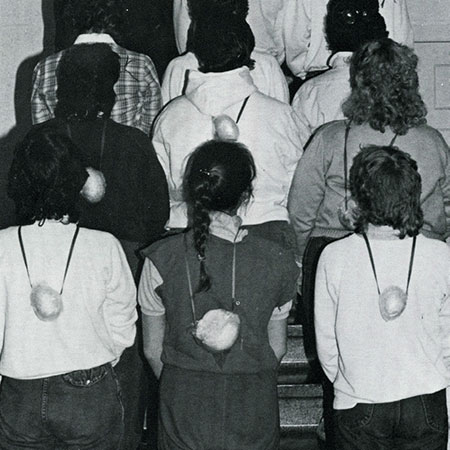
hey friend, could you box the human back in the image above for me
[139,140,298,449]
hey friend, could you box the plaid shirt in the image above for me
[31,34,162,135]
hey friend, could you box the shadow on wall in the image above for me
[0,0,55,230]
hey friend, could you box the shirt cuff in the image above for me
[270,300,293,320]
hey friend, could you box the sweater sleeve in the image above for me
[291,83,317,147]
[135,133,170,242]
[282,0,312,78]
[287,127,329,262]
[173,0,190,54]
[265,56,290,104]
[314,247,339,382]
[103,238,138,357]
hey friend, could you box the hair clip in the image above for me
[199,168,211,177]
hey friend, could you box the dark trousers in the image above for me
[158,365,279,450]
[114,343,146,450]
[334,389,448,450]
[301,235,346,449]
[0,364,123,449]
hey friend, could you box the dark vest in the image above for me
[143,230,297,374]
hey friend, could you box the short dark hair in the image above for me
[342,38,427,135]
[187,0,249,21]
[8,127,88,225]
[55,44,120,121]
[191,15,255,73]
[350,145,423,238]
[183,140,256,291]
[62,0,124,39]
[325,0,388,53]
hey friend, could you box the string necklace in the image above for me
[362,232,416,322]
[184,234,241,361]
[185,241,237,325]
[18,225,80,321]
[66,120,107,171]
[213,95,250,141]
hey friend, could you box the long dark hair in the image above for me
[183,140,256,292]
[350,145,423,238]
[8,127,88,225]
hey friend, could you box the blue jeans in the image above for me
[0,363,124,449]
[335,389,448,450]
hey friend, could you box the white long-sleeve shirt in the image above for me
[315,230,450,409]
[0,222,137,379]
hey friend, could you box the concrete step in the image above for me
[277,324,325,450]
[279,325,311,384]
[279,394,323,433]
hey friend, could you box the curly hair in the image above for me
[325,0,388,54]
[55,44,120,121]
[342,38,427,135]
[61,0,124,40]
[8,127,88,225]
[191,14,255,73]
[350,145,423,238]
[187,0,249,21]
[183,140,256,292]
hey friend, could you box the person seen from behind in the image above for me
[0,128,137,449]
[315,145,450,449]
[139,140,298,449]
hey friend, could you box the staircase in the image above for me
[278,324,324,450]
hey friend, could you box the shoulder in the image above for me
[252,50,280,68]
[34,50,64,75]
[416,234,450,259]
[154,96,193,125]
[250,92,295,123]
[310,120,347,140]
[0,226,20,247]
[142,232,185,262]
[112,45,158,72]
[165,52,197,72]
[406,125,448,145]
[320,234,360,263]
[78,227,120,248]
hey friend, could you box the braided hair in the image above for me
[183,140,256,292]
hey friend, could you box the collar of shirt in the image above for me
[365,224,403,240]
[329,52,353,70]
[209,212,248,243]
[74,33,116,45]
